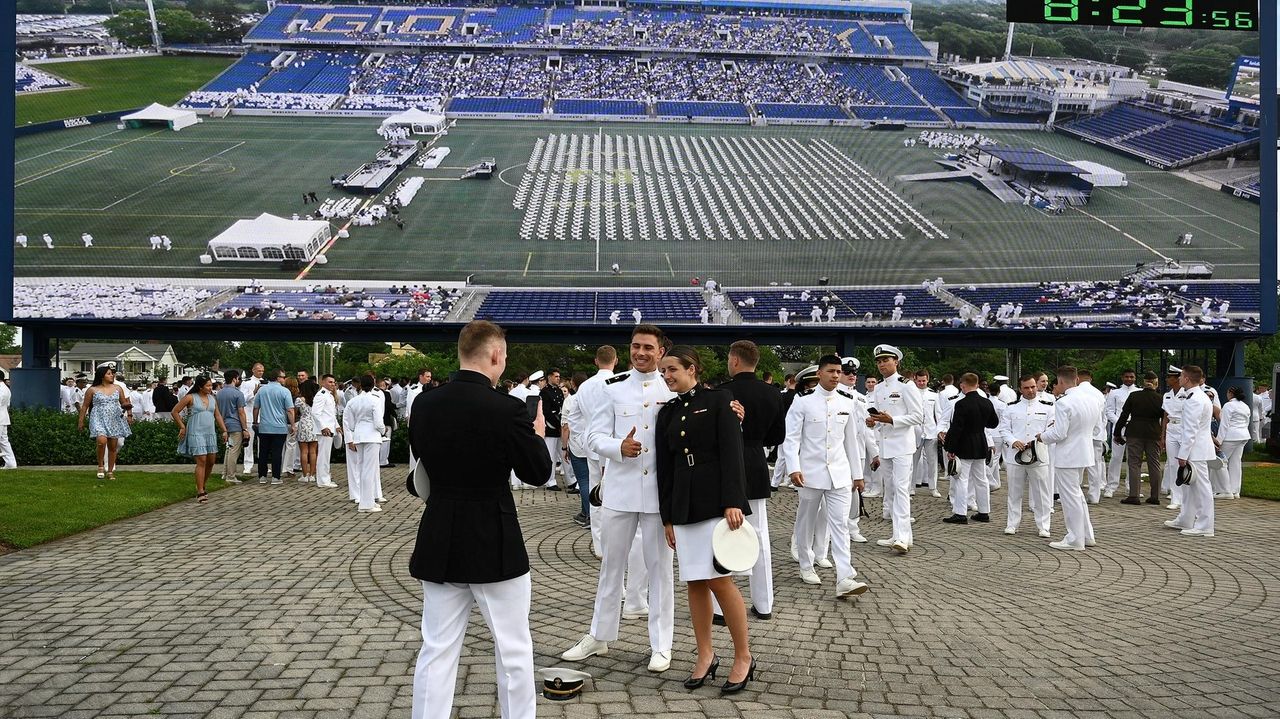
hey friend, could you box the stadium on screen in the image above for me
[11,0,1265,332]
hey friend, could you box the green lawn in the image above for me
[0,470,225,550]
[1242,464,1280,502]
[16,56,233,126]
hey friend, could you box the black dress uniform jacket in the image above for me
[720,372,786,500]
[654,387,750,526]
[1115,388,1164,441]
[943,391,999,460]
[540,384,564,433]
[406,370,552,584]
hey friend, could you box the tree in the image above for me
[1112,44,1151,72]
[154,8,213,44]
[18,0,66,13]
[225,341,316,375]
[1013,34,1064,58]
[103,10,155,48]
[0,325,18,355]
[187,0,252,42]
[374,351,459,383]
[1167,61,1230,88]
[1056,31,1103,62]
[168,341,233,371]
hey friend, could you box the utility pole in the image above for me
[144,0,163,52]
[1004,22,1015,60]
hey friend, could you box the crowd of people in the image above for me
[381,320,1275,719]
[14,63,72,93]
[206,285,460,322]
[13,282,213,320]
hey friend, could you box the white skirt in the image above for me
[674,517,749,583]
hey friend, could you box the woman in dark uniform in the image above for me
[656,346,756,694]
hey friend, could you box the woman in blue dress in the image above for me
[172,375,229,503]
[77,365,133,480]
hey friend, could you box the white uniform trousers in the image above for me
[316,435,334,486]
[1053,467,1095,549]
[712,498,773,616]
[1221,439,1247,496]
[1105,441,1126,492]
[1085,440,1106,503]
[543,437,562,487]
[1005,463,1050,533]
[588,463,645,607]
[0,426,16,468]
[589,508,673,653]
[793,495,830,563]
[794,486,855,583]
[864,461,882,495]
[411,574,534,719]
[243,424,256,473]
[352,442,381,510]
[1162,437,1184,506]
[987,440,1004,490]
[282,433,298,474]
[845,488,862,538]
[880,455,914,545]
[951,458,988,515]
[588,457,604,554]
[1172,461,1214,534]
[770,455,787,488]
[912,439,938,489]
[1251,418,1262,443]
[378,437,392,467]
[1209,458,1230,495]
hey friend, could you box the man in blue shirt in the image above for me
[217,369,249,484]
[253,369,296,485]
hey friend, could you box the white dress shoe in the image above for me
[891,540,909,554]
[561,635,608,661]
[1037,529,1051,538]
[790,538,799,562]
[1163,520,1186,529]
[1003,528,1016,535]
[862,490,881,498]
[1103,490,1114,498]
[1213,492,1232,499]
[967,504,978,512]
[357,505,382,513]
[647,651,672,672]
[375,496,387,504]
[622,607,649,619]
[931,490,942,498]
[876,539,894,547]
[850,533,868,543]
[1048,540,1085,551]
[799,569,821,585]
[1085,539,1097,547]
[816,557,834,569]
[1180,529,1214,537]
[835,578,869,598]
[1166,503,1181,510]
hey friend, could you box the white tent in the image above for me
[379,108,447,136]
[1068,160,1127,187]
[207,213,331,263]
[120,103,201,132]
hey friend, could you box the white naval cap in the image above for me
[993,374,1009,382]
[528,370,545,382]
[538,667,591,700]
[796,364,820,384]
[1167,365,1182,375]
[1106,381,1117,389]
[873,344,903,361]
[840,356,860,372]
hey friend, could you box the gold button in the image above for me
[684,402,689,407]
[643,470,648,475]
[643,402,649,408]
[644,424,649,430]
[644,447,649,453]
[680,431,686,437]
[684,448,690,454]
[643,381,650,387]
[681,416,686,421]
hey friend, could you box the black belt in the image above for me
[431,485,510,501]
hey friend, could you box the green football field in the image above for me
[13,116,1261,288]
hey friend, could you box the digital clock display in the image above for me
[1006,0,1258,31]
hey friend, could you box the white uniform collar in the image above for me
[815,384,837,396]
[631,369,660,382]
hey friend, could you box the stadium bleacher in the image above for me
[1160,282,1261,312]
[553,99,646,116]
[1061,103,1257,166]
[731,288,953,322]
[655,100,749,119]
[201,52,276,92]
[755,103,848,121]
[15,63,71,93]
[476,290,703,323]
[449,96,544,114]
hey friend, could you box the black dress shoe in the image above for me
[383,463,397,468]
[1120,497,1142,505]
[970,512,990,523]
[1145,496,1162,505]
[721,658,756,694]
[943,514,969,524]
[684,656,719,690]
[566,486,580,494]
[546,485,562,491]
[750,606,772,620]
[712,613,726,626]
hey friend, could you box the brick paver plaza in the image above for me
[2,466,1278,719]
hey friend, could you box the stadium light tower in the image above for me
[1004,23,1015,60]
[144,0,163,51]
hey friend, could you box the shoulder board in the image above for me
[605,373,630,385]
[1007,399,1019,405]
[949,394,961,401]
[1038,399,1054,405]
[797,388,815,397]
[836,389,854,400]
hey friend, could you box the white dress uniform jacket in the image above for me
[574,369,616,462]
[781,385,867,490]
[312,389,339,434]
[868,374,923,459]
[342,391,386,443]
[919,389,939,441]
[1039,385,1103,468]
[1177,387,1216,461]
[560,392,589,458]
[999,396,1054,464]
[1217,398,1251,442]
[586,370,675,514]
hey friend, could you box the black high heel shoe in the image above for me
[683,655,719,689]
[721,658,756,694]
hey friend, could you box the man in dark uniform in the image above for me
[1114,371,1165,505]
[713,340,786,623]
[942,373,999,524]
[407,320,551,719]
[540,368,566,489]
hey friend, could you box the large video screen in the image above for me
[10,1,1270,332]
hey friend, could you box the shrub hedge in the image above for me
[9,409,411,466]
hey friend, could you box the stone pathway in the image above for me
[1,466,1278,718]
